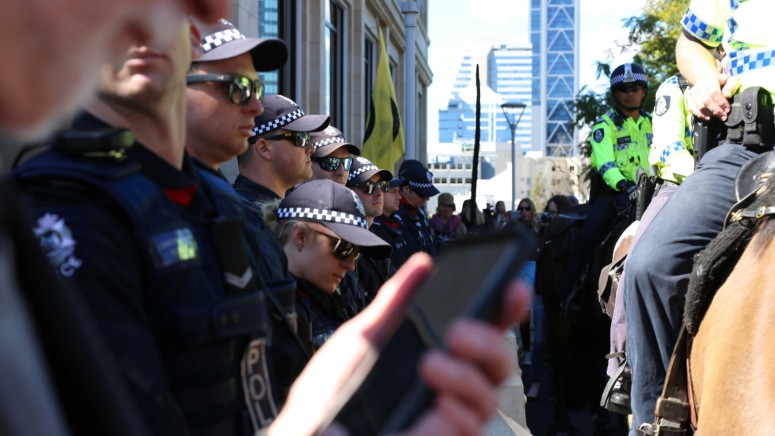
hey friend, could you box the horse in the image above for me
[536,201,633,434]
[648,153,775,434]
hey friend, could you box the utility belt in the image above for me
[724,86,775,150]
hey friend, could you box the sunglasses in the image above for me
[356,180,389,195]
[517,207,531,211]
[311,156,353,172]
[186,74,264,106]
[614,84,644,94]
[262,131,310,148]
[311,228,361,261]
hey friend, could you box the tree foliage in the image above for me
[571,0,691,136]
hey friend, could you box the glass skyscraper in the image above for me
[531,0,579,156]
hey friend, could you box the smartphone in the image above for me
[333,227,537,434]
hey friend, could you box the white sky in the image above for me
[426,0,648,142]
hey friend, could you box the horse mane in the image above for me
[684,175,775,335]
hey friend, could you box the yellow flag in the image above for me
[363,29,405,172]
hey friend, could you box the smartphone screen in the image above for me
[335,228,536,434]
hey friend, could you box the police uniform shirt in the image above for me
[396,200,436,256]
[590,107,653,190]
[684,0,775,93]
[233,174,281,206]
[372,214,411,272]
[649,75,695,184]
[15,113,278,435]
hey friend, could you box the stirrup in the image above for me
[601,353,631,415]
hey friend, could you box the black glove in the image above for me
[617,180,638,202]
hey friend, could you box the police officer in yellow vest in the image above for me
[558,63,653,322]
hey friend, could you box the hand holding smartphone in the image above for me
[333,228,537,434]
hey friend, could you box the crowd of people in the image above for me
[0,0,765,434]
[0,4,535,436]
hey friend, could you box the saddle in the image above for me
[640,151,775,435]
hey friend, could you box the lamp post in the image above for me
[501,101,526,211]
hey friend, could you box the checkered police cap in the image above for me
[279,179,391,258]
[310,126,361,157]
[346,156,392,186]
[610,63,648,89]
[193,18,288,72]
[250,95,330,141]
[399,159,440,198]
[277,207,368,229]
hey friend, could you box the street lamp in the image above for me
[500,101,526,212]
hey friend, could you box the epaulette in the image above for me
[54,128,134,160]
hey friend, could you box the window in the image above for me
[257,0,296,96]
[324,1,344,124]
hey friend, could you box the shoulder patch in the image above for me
[654,95,671,116]
[593,128,604,143]
[34,213,83,277]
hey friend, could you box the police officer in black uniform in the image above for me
[346,156,393,302]
[396,159,440,259]
[371,176,411,274]
[15,19,288,435]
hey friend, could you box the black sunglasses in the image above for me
[331,238,361,261]
[186,74,264,106]
[311,156,353,172]
[262,131,310,148]
[517,206,531,211]
[357,180,389,195]
[614,84,644,94]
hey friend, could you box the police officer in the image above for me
[310,125,361,185]
[626,1,775,431]
[372,176,412,273]
[309,127,367,313]
[346,156,393,301]
[185,30,326,404]
[556,63,653,319]
[397,159,440,258]
[604,71,695,416]
[15,20,288,435]
[263,179,391,351]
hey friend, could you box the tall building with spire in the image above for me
[531,0,579,156]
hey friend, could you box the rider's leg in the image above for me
[608,184,679,378]
[624,141,758,433]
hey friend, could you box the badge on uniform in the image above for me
[655,95,671,116]
[33,213,83,277]
[593,128,604,143]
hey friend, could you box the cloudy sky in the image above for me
[425,0,648,140]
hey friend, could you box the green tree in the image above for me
[572,0,691,135]
[530,172,546,211]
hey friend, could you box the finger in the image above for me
[356,252,434,344]
[493,280,532,329]
[419,351,498,421]
[445,320,513,384]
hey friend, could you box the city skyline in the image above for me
[427,0,647,145]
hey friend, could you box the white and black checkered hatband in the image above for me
[313,135,346,151]
[409,180,434,189]
[201,29,246,53]
[252,108,305,136]
[277,207,368,229]
[347,164,379,183]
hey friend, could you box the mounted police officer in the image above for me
[603,71,695,417]
[14,18,289,435]
[626,1,775,432]
[557,63,653,320]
